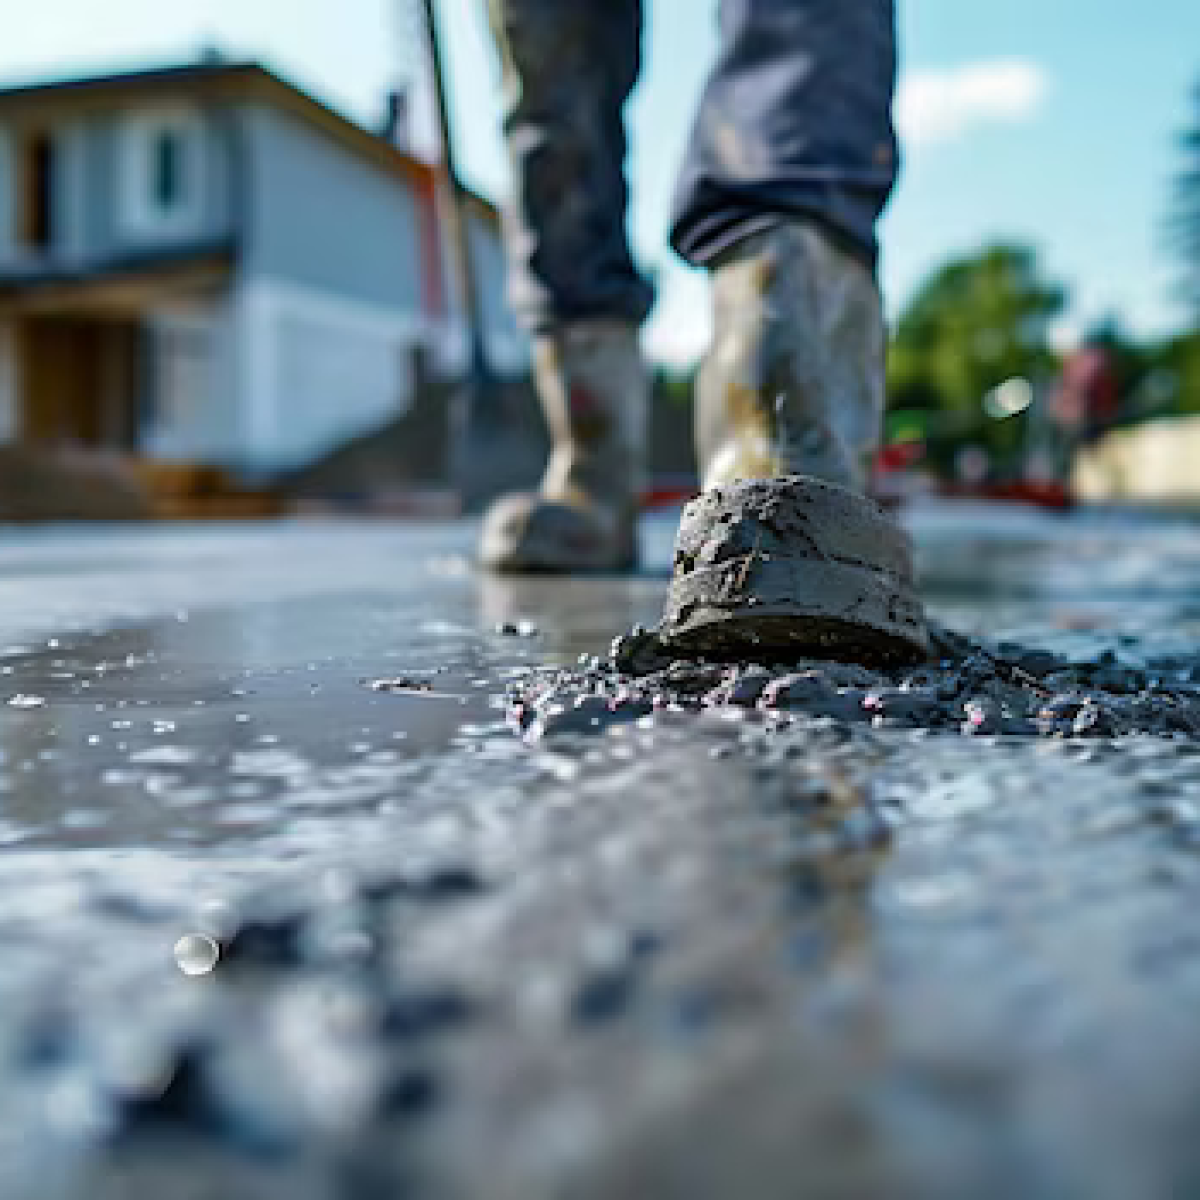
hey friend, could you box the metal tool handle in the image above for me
[419,0,492,384]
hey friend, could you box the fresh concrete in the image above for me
[2,504,1200,1199]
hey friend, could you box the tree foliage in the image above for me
[887,242,1067,418]
[1146,328,1200,415]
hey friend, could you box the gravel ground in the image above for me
[4,506,1200,1200]
[513,620,1200,741]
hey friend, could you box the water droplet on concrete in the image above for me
[174,933,220,977]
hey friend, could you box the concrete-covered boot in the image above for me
[696,220,884,492]
[480,319,646,573]
[660,220,928,664]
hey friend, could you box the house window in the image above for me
[20,132,55,250]
[152,129,184,212]
[120,107,203,239]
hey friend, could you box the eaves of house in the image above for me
[0,58,500,312]
[0,58,500,220]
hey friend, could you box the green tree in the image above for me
[1166,77,1200,321]
[1143,328,1200,415]
[886,243,1067,469]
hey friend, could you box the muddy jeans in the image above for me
[488,0,898,332]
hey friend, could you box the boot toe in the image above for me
[660,475,928,665]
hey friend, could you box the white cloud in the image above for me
[896,60,1049,148]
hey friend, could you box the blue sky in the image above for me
[3,0,1197,364]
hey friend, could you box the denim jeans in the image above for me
[488,0,898,332]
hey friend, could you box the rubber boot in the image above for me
[661,220,928,663]
[480,319,646,573]
[696,220,884,492]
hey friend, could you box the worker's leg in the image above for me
[659,0,926,661]
[480,0,652,572]
[672,0,898,490]
[671,0,898,281]
[488,0,653,330]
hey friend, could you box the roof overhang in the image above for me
[0,241,235,317]
[0,61,502,226]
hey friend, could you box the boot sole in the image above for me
[659,476,928,666]
[483,548,639,575]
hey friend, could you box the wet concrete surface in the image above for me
[4,504,1200,1198]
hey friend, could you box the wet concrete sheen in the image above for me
[3,506,1200,1199]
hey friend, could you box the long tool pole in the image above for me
[419,0,492,386]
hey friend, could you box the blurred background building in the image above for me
[0,2,1196,517]
[0,57,527,511]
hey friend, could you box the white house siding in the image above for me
[24,105,236,269]
[227,103,447,471]
[432,200,530,377]
[241,101,528,385]
[240,104,426,316]
[139,294,237,463]
[234,277,426,472]
[425,312,526,380]
[142,309,216,460]
[467,207,529,374]
[57,121,88,262]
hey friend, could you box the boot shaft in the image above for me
[534,319,648,507]
[479,319,646,573]
[697,220,886,492]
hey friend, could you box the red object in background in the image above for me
[1051,347,1119,434]
[643,476,700,509]
[642,439,1074,512]
[940,479,1074,510]
[414,170,447,319]
[643,441,930,510]
[874,440,926,472]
